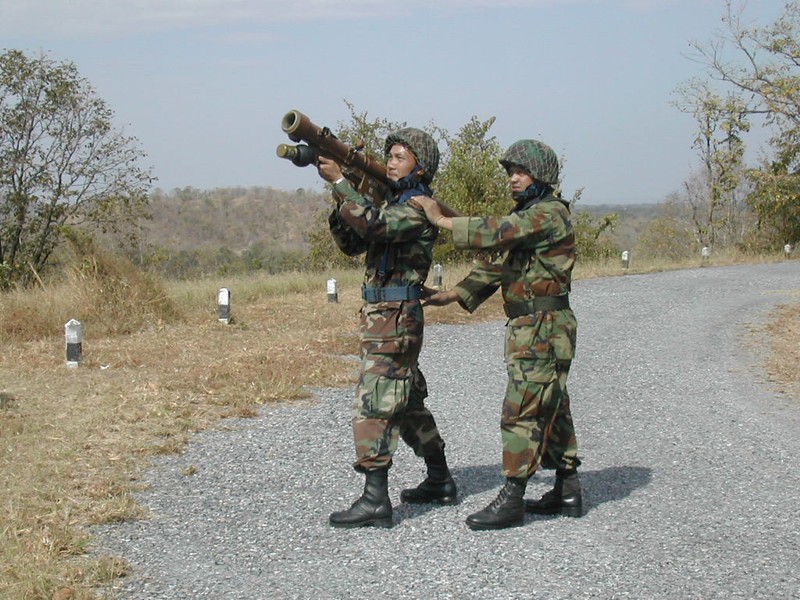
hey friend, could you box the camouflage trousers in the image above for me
[351,300,446,472]
[501,360,580,479]
[501,311,580,479]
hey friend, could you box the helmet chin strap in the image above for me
[512,180,551,205]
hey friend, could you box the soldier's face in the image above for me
[386,144,418,181]
[508,166,534,193]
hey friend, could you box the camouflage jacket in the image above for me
[452,192,577,371]
[452,193,576,312]
[328,180,438,288]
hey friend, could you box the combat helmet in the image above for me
[384,128,440,183]
[499,139,559,185]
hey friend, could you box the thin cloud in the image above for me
[0,0,691,39]
[3,0,371,38]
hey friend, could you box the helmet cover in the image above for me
[499,139,559,185]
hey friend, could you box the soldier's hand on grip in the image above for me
[317,156,343,183]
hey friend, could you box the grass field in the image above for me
[1,251,797,599]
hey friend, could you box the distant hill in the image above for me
[140,187,663,260]
[143,186,331,254]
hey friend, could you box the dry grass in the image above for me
[0,250,797,599]
[765,301,800,398]
[0,286,362,599]
[572,246,782,280]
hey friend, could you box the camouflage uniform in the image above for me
[328,129,448,474]
[451,141,580,482]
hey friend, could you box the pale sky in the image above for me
[0,0,785,204]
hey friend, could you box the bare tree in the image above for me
[689,0,800,247]
[672,78,751,248]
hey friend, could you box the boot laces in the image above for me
[487,481,522,510]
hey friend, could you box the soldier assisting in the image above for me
[410,139,582,530]
[317,128,457,529]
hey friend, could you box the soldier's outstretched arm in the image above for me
[422,289,459,307]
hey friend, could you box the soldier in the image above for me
[316,128,457,529]
[410,139,582,530]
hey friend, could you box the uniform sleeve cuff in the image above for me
[451,217,471,248]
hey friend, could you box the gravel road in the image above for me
[93,261,800,600]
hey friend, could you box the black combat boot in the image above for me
[525,469,583,517]
[400,450,458,505]
[465,477,527,531]
[329,468,393,528]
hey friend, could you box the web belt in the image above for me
[362,285,422,303]
[503,295,570,318]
